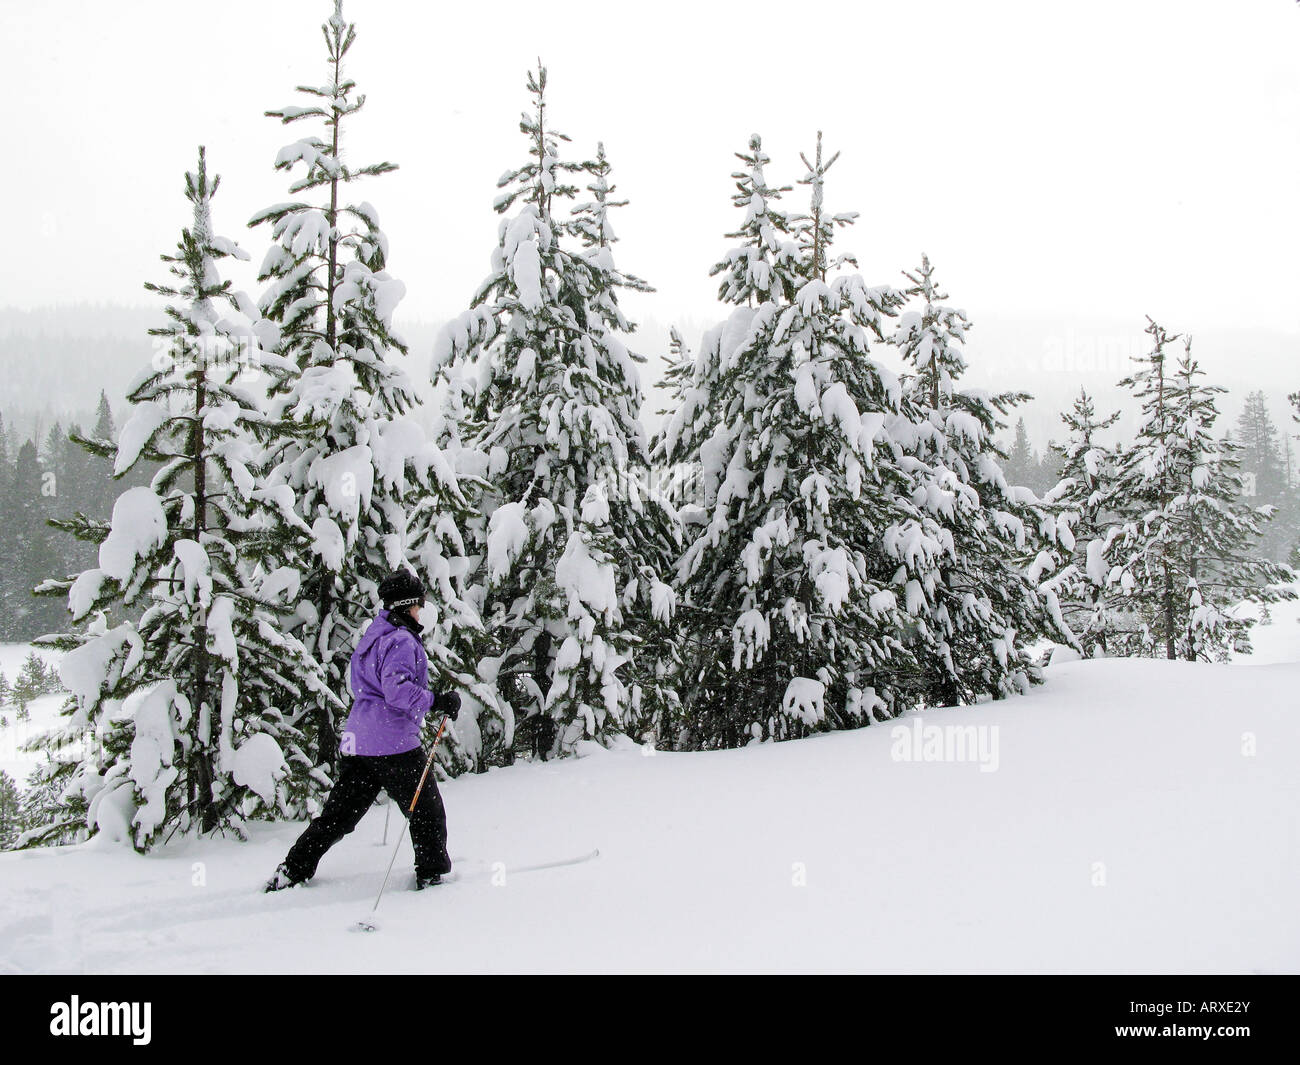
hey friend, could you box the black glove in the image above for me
[438,691,461,721]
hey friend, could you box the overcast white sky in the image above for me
[4,0,1298,345]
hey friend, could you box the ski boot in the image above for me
[263,863,301,893]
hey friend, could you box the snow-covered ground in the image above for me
[0,643,64,789]
[1233,591,1300,665]
[1,638,1297,973]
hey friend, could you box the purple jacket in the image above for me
[342,610,439,756]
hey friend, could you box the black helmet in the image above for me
[379,569,425,611]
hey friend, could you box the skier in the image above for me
[264,569,461,892]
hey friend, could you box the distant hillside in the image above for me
[1,303,1295,452]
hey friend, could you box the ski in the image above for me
[351,849,600,931]
[432,848,601,883]
[493,848,601,877]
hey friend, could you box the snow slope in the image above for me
[0,643,64,789]
[1,653,1296,974]
[1234,592,1300,665]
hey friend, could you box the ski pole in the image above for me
[366,715,448,920]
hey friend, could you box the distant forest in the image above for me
[0,394,159,639]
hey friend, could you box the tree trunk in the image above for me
[191,371,217,832]
[324,49,342,356]
[316,574,337,769]
[531,629,554,759]
[1163,560,1175,660]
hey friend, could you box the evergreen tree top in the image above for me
[250,0,411,415]
[792,131,858,282]
[93,391,116,441]
[1050,387,1121,508]
[709,134,801,306]
[1118,317,1178,405]
[894,254,970,403]
[493,63,585,221]
[1172,336,1223,396]
[571,142,622,250]
[1060,387,1121,438]
[1233,390,1284,492]
[259,1,396,199]
[105,148,275,491]
[570,141,653,330]
[145,147,251,330]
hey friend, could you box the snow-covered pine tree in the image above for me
[654,136,798,495]
[24,148,336,851]
[1106,317,1180,657]
[650,140,800,506]
[568,141,682,744]
[1234,391,1286,501]
[434,66,668,759]
[1005,416,1037,487]
[0,770,22,850]
[654,325,703,547]
[709,135,802,307]
[249,0,478,783]
[41,411,109,582]
[1041,388,1123,656]
[10,651,60,720]
[662,132,930,748]
[57,393,123,530]
[89,391,119,507]
[1232,391,1296,563]
[1107,332,1289,663]
[1036,444,1066,497]
[1109,322,1294,658]
[93,392,114,437]
[660,327,695,415]
[47,399,122,609]
[40,421,67,514]
[891,254,1068,705]
[650,330,722,689]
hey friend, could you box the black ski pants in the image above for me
[282,747,451,883]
